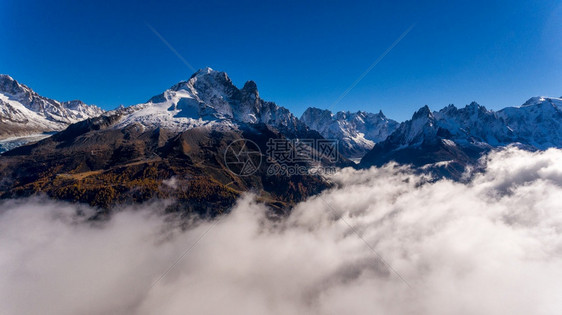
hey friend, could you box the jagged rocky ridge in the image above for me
[112,67,311,138]
[0,74,104,135]
[300,108,399,159]
[0,74,104,151]
[360,97,562,178]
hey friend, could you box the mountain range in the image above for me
[1,68,560,212]
[361,97,562,178]
[0,74,104,152]
[0,69,343,214]
[300,107,399,159]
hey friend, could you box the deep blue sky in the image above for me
[1,0,561,121]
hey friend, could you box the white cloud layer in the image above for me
[1,147,562,315]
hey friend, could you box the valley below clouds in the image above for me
[1,147,561,315]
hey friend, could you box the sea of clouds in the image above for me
[1,146,561,315]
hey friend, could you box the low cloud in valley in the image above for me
[1,147,561,315]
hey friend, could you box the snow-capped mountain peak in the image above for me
[194,66,215,75]
[0,74,104,140]
[300,107,399,158]
[520,96,562,108]
[392,105,439,146]
[402,96,562,149]
[361,96,562,176]
[412,105,433,120]
[496,96,562,148]
[116,68,307,135]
